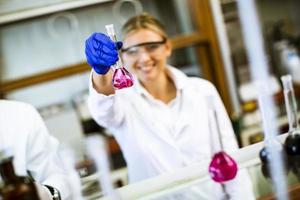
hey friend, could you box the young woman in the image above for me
[85,13,254,199]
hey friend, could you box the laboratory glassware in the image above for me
[237,0,289,198]
[105,24,134,90]
[0,148,40,200]
[259,140,286,179]
[206,97,238,199]
[281,75,300,180]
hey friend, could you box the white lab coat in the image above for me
[0,100,71,199]
[88,66,255,199]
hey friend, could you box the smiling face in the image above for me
[122,29,172,83]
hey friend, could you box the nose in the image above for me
[137,49,151,62]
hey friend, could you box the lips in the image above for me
[137,62,155,74]
[140,66,153,73]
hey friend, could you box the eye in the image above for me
[125,47,138,55]
[146,44,160,52]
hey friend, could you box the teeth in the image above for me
[137,63,155,73]
[141,66,152,72]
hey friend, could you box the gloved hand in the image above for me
[85,32,122,75]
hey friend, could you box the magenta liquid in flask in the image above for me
[105,24,134,90]
[206,96,238,183]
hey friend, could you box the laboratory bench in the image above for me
[97,133,300,200]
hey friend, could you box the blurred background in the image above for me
[1,0,300,199]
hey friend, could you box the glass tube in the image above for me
[282,75,300,134]
[206,96,237,199]
[281,75,300,180]
[105,24,134,90]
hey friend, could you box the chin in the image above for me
[139,76,151,83]
[141,70,158,81]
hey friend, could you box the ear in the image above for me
[165,39,172,57]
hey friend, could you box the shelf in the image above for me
[241,111,300,146]
[171,32,207,49]
[220,0,236,5]
[0,62,90,94]
[0,32,208,94]
[242,83,300,113]
[0,0,113,25]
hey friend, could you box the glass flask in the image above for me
[206,96,238,199]
[281,74,300,180]
[105,24,134,90]
[0,148,40,200]
[259,140,287,179]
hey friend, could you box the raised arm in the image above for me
[91,69,114,95]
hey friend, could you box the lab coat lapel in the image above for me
[131,96,179,149]
[172,89,192,139]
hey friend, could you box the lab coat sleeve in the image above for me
[87,70,125,129]
[25,106,72,200]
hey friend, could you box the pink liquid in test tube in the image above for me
[105,24,134,90]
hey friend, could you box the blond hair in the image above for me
[122,13,168,40]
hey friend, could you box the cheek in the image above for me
[155,55,168,65]
[122,56,133,66]
[122,56,136,72]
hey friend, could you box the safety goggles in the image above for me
[121,39,167,57]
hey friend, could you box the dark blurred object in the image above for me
[231,113,243,148]
[81,119,106,135]
[265,20,300,80]
[72,90,107,136]
[0,149,40,200]
[261,163,271,179]
[259,146,271,165]
[259,140,286,165]
[114,180,124,188]
[249,133,264,145]
[76,158,102,198]
[76,158,97,178]
[285,134,300,156]
[259,142,289,181]
[76,136,126,172]
[267,21,289,77]
[106,137,126,170]
[261,161,290,181]
[288,155,300,181]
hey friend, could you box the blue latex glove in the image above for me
[85,33,123,75]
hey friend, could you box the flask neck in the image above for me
[0,158,18,183]
[284,88,299,133]
[108,34,123,69]
[208,107,224,153]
